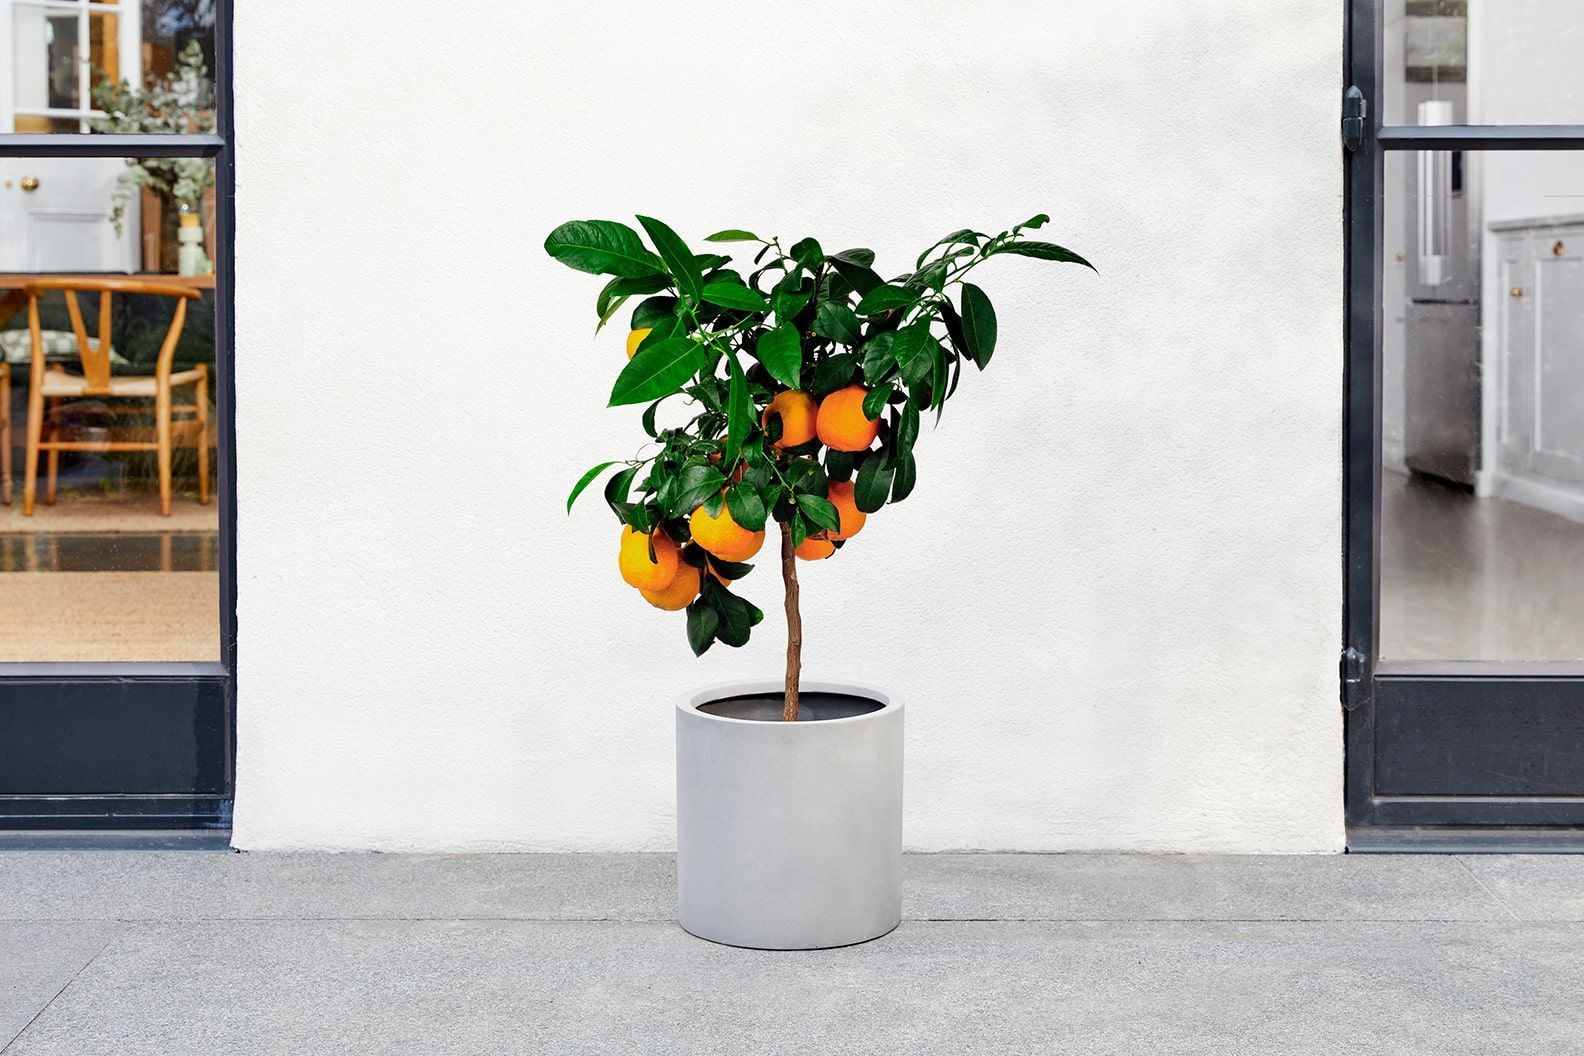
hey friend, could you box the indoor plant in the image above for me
[90,41,216,273]
[547,216,1090,947]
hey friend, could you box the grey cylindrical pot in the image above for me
[676,679,903,950]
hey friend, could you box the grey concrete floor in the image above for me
[0,852,1581,1054]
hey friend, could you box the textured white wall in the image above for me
[232,1,1344,851]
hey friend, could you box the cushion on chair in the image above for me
[0,330,125,366]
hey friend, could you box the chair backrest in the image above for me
[22,277,202,395]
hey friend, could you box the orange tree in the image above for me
[549,216,1090,720]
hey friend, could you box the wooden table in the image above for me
[0,274,215,329]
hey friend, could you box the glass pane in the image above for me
[1381,150,1584,661]
[6,0,215,134]
[1383,1,1584,125]
[0,157,218,661]
[11,5,82,113]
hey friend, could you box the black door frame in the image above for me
[1344,0,1584,848]
[0,1,236,829]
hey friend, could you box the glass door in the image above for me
[0,0,232,828]
[1346,0,1584,844]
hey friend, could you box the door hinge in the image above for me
[1342,86,1367,152]
[1341,645,1370,711]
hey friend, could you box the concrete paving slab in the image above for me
[0,922,117,1050]
[1458,855,1584,920]
[904,852,1505,920]
[0,852,677,922]
[0,852,1511,923]
[6,918,1580,1056]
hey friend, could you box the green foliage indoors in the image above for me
[548,215,1091,656]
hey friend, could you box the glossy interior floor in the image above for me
[0,495,219,662]
[1380,470,1584,661]
[0,851,1580,1055]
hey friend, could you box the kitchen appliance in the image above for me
[1404,95,1482,488]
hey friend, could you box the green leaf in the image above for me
[595,294,630,335]
[853,452,894,513]
[726,484,767,532]
[915,229,980,268]
[860,332,897,385]
[895,400,919,456]
[631,295,678,330]
[1017,213,1051,231]
[785,458,828,497]
[904,259,950,292]
[930,335,950,413]
[756,325,802,389]
[856,283,918,316]
[771,274,812,325]
[686,599,718,656]
[636,215,703,304]
[862,385,893,420]
[894,325,932,387]
[823,448,856,483]
[938,298,968,357]
[832,248,876,267]
[988,240,1094,269]
[891,451,918,502]
[791,237,824,268]
[790,514,809,548]
[545,219,664,278]
[704,229,760,243]
[959,283,997,369]
[568,461,619,513]
[708,557,754,580]
[674,462,727,516]
[828,256,883,297]
[796,493,841,535]
[609,337,705,407]
[701,280,770,313]
[808,351,859,397]
[812,301,862,344]
[724,352,751,466]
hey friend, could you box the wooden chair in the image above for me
[21,278,209,517]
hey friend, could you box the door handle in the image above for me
[18,176,39,192]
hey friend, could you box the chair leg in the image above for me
[156,386,172,517]
[0,366,11,506]
[21,377,42,517]
[195,367,210,506]
[44,425,57,506]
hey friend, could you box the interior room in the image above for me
[1379,0,1584,661]
[0,0,217,660]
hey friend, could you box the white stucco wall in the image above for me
[232,1,1344,852]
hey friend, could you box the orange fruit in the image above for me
[640,561,701,610]
[816,385,880,452]
[826,480,866,540]
[690,499,765,562]
[762,390,818,448]
[626,327,652,359]
[796,535,836,561]
[618,526,678,591]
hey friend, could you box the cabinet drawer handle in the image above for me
[1555,240,1567,256]
[1512,287,1525,297]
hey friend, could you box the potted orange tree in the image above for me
[548,215,1090,948]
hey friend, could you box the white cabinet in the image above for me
[1492,217,1584,518]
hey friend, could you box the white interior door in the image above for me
[0,0,140,272]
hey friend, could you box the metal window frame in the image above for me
[0,0,235,829]
[1343,0,1584,848]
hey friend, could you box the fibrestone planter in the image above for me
[675,679,903,950]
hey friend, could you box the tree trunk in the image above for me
[779,519,801,722]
